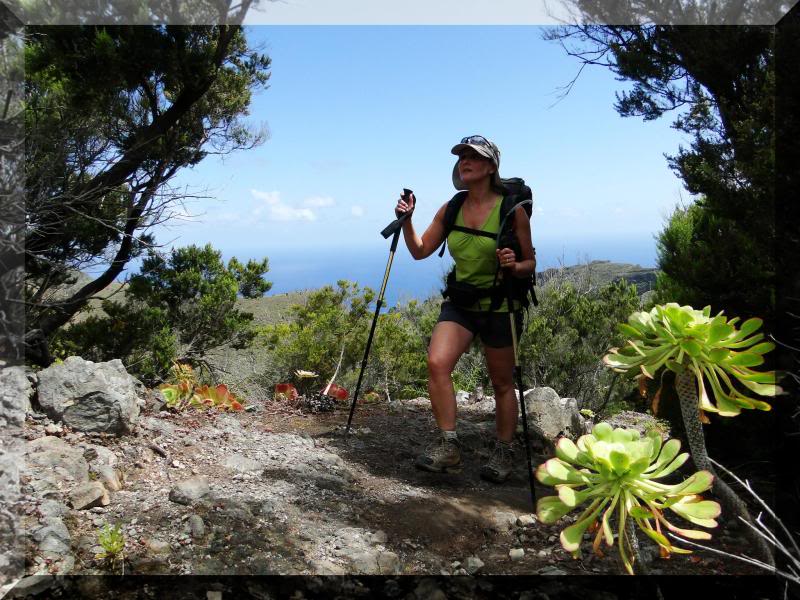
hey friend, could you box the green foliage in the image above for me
[548,25,775,323]
[604,303,782,418]
[536,422,720,575]
[370,302,431,399]
[260,281,373,389]
[23,26,271,360]
[55,244,269,383]
[95,522,125,573]
[259,283,434,401]
[519,278,642,415]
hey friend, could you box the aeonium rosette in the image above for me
[536,422,721,575]
[603,303,781,420]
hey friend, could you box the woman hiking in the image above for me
[395,135,535,483]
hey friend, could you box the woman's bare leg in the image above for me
[484,345,518,442]
[427,321,474,430]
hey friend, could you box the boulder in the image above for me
[0,365,33,428]
[36,357,140,434]
[522,387,587,442]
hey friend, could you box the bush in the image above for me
[54,244,270,383]
[519,275,642,417]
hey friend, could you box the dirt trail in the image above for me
[19,397,762,581]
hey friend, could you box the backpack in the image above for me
[438,177,538,308]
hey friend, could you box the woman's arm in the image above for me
[505,205,536,278]
[399,201,449,260]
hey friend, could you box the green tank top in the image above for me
[447,196,513,312]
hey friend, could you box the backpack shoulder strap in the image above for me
[438,191,468,257]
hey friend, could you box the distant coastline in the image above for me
[256,234,659,306]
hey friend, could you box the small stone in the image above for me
[509,548,525,561]
[146,538,172,555]
[517,514,537,527]
[168,477,210,505]
[464,556,484,575]
[188,515,205,539]
[69,481,110,510]
[491,511,517,532]
[44,423,63,435]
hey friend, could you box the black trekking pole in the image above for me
[345,189,414,436]
[504,267,537,508]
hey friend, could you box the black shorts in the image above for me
[437,302,524,349]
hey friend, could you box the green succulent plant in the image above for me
[536,422,720,575]
[603,303,781,420]
[95,522,125,574]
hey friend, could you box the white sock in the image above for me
[442,430,459,443]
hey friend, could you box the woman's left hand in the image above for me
[496,247,516,269]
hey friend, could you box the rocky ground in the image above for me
[12,396,762,590]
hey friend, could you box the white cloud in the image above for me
[351,205,365,217]
[304,195,335,208]
[251,189,280,205]
[250,189,317,221]
[271,205,316,221]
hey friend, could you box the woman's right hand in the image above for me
[395,190,415,218]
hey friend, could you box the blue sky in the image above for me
[153,26,693,297]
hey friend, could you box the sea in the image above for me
[252,234,658,308]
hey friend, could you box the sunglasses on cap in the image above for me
[460,135,492,147]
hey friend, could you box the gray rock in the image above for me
[222,454,262,473]
[92,464,122,492]
[377,551,400,575]
[350,550,379,574]
[145,538,171,555]
[604,411,669,438]
[69,481,110,510]
[168,477,210,505]
[25,436,90,484]
[138,416,176,437]
[509,548,525,561]
[538,565,568,575]
[455,390,471,406]
[523,387,587,442]
[464,555,484,575]
[188,514,205,539]
[311,558,346,575]
[490,510,517,532]
[517,514,537,527]
[36,357,140,434]
[81,443,118,467]
[8,575,56,597]
[0,366,33,428]
[32,519,70,545]
[38,500,68,519]
[44,423,63,435]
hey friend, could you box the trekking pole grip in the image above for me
[381,188,414,239]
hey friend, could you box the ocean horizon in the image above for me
[234,233,659,307]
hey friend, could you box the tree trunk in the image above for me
[674,371,773,566]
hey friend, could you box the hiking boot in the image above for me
[480,441,514,483]
[415,435,462,473]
